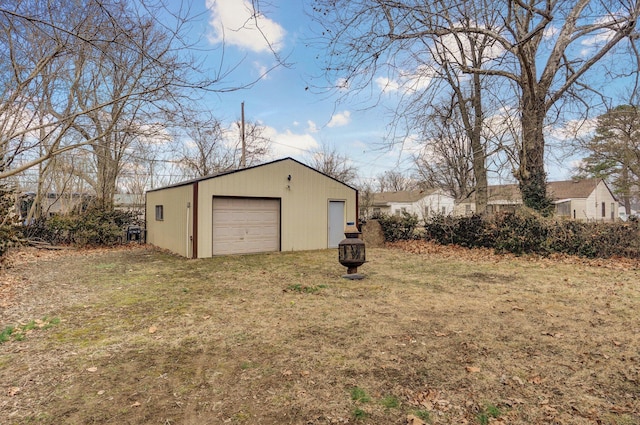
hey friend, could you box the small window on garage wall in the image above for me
[155,205,164,220]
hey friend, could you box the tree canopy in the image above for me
[311,0,640,214]
[577,104,640,214]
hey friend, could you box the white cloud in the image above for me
[434,30,505,69]
[375,76,400,93]
[399,65,434,94]
[547,118,597,141]
[327,111,351,128]
[253,61,270,79]
[543,25,560,40]
[306,120,319,133]
[580,15,620,50]
[335,77,350,91]
[262,126,319,159]
[206,0,286,53]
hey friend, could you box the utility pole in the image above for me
[240,102,246,168]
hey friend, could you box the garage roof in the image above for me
[146,157,357,193]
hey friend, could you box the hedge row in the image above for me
[21,208,143,247]
[377,210,640,259]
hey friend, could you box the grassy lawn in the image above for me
[0,243,639,424]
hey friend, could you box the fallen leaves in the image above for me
[529,375,544,385]
[388,239,640,270]
[408,388,453,412]
[406,414,427,425]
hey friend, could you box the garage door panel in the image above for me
[212,197,280,255]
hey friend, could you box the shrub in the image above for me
[0,225,21,261]
[422,210,640,259]
[0,183,21,262]
[549,220,640,258]
[425,214,493,248]
[377,212,420,242]
[23,208,143,247]
[491,209,550,256]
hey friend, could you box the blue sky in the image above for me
[182,0,426,186]
[181,0,623,187]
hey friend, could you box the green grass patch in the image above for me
[350,386,371,403]
[412,410,432,423]
[477,403,502,424]
[0,326,15,343]
[352,407,368,420]
[0,317,60,344]
[380,395,400,409]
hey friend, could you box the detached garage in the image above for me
[145,157,358,258]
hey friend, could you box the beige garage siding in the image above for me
[212,197,280,255]
[145,184,194,257]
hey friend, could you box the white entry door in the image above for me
[328,200,345,248]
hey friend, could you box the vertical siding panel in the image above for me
[146,185,192,257]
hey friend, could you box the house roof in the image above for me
[461,178,609,205]
[146,157,357,193]
[487,184,521,202]
[371,189,440,205]
[547,179,600,200]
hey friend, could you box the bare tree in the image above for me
[356,180,375,220]
[376,170,417,192]
[233,120,272,168]
[180,118,228,178]
[0,0,282,210]
[311,0,640,213]
[180,117,271,179]
[413,99,475,202]
[308,144,358,185]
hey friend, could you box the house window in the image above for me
[465,204,471,215]
[155,205,164,221]
[611,203,615,220]
[601,202,606,218]
[441,206,446,215]
[556,201,570,217]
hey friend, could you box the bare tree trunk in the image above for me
[94,142,119,210]
[519,91,551,213]
[470,72,487,214]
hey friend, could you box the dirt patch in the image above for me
[1,242,639,424]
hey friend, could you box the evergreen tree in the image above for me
[578,105,640,215]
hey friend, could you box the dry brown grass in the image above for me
[0,242,639,424]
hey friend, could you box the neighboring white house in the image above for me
[455,178,620,222]
[361,189,456,219]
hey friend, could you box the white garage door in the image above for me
[212,197,280,255]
